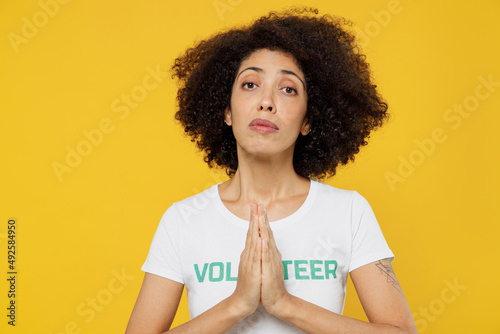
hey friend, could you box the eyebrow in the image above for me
[236,66,306,90]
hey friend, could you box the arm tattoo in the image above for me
[375,259,403,295]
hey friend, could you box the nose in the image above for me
[260,104,273,112]
[258,87,276,113]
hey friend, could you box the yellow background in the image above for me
[1,0,499,333]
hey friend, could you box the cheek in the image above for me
[230,106,245,125]
[285,106,308,126]
[230,97,252,123]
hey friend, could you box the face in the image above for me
[224,48,310,158]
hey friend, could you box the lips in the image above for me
[249,118,279,133]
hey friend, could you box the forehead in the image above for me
[237,48,303,74]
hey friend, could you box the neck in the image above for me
[224,149,309,207]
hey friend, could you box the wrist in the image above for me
[267,292,295,319]
[226,293,256,319]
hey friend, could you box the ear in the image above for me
[300,118,311,136]
[224,106,232,126]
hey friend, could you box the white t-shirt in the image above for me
[142,179,394,333]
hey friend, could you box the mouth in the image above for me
[249,118,279,133]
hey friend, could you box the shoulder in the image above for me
[171,183,220,209]
[159,183,221,225]
[310,179,373,212]
[311,178,357,201]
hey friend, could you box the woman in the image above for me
[126,7,417,334]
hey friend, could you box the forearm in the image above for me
[163,295,248,334]
[275,294,411,334]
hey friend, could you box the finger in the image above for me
[256,225,262,272]
[261,234,269,275]
[256,203,262,238]
[246,204,259,268]
[251,203,261,263]
[258,219,276,270]
[244,203,256,249]
[261,205,278,252]
[249,202,256,236]
[252,203,260,244]
[258,204,268,240]
[259,204,270,237]
[264,227,274,264]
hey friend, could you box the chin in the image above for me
[240,144,294,160]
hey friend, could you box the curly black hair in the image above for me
[171,6,389,179]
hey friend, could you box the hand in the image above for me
[258,204,291,316]
[230,203,262,317]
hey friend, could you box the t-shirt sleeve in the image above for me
[141,204,184,284]
[349,191,394,273]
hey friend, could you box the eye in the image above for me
[242,82,257,89]
[282,86,297,95]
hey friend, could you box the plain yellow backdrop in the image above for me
[1,0,499,333]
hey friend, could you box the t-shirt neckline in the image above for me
[213,178,318,230]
